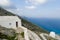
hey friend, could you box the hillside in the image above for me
[0,7,60,40]
[0,7,49,34]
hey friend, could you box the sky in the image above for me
[0,0,60,18]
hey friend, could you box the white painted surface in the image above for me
[24,28,29,40]
[16,26,30,40]
[40,33,48,40]
[0,16,21,29]
[49,31,56,38]
[17,26,41,40]
[28,30,41,40]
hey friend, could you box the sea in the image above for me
[23,17,60,34]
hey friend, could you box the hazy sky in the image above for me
[0,0,60,18]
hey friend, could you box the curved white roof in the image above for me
[49,31,56,38]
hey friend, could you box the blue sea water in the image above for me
[22,17,60,34]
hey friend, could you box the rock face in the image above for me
[0,25,16,40]
[0,26,15,36]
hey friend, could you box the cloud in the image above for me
[25,6,36,9]
[0,0,17,12]
[6,7,23,16]
[0,0,23,16]
[25,0,47,5]
[34,0,47,4]
[0,0,10,6]
[25,0,47,10]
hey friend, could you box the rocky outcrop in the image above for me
[0,25,16,40]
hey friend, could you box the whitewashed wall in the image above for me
[0,16,21,29]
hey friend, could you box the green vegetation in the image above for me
[0,32,17,40]
[0,25,17,40]
[20,32,24,38]
[0,7,15,16]
[21,18,49,34]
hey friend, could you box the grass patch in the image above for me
[0,32,17,40]
[20,32,24,38]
